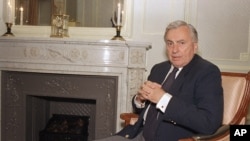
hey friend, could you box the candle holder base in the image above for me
[111,26,125,41]
[2,32,15,37]
[2,23,14,37]
[111,35,125,41]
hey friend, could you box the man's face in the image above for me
[165,26,198,68]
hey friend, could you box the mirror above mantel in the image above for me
[15,0,122,27]
[10,0,132,39]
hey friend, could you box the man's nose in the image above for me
[172,44,179,52]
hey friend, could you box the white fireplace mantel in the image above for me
[0,37,151,132]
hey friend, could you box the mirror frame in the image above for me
[11,0,132,39]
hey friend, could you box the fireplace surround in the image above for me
[0,37,151,141]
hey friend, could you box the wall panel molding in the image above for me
[185,0,250,72]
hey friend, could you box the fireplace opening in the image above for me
[39,114,90,141]
[26,96,95,141]
[1,71,118,141]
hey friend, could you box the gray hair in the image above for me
[164,20,198,43]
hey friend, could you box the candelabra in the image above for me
[2,23,14,37]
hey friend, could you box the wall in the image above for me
[130,0,250,74]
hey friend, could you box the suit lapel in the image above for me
[168,55,199,95]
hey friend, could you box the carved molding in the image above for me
[127,69,146,112]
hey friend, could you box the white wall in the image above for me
[130,0,188,74]
[0,0,249,73]
[130,0,250,74]
[0,0,4,35]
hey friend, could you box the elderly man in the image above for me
[94,20,223,141]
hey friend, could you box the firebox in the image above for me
[39,114,90,141]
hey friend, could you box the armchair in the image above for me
[120,71,250,141]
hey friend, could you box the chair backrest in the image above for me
[221,71,250,125]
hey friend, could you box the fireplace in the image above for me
[0,38,151,141]
[2,71,118,141]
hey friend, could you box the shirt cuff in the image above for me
[156,93,172,113]
[134,95,145,108]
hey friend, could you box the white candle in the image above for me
[6,0,13,23]
[20,7,23,25]
[117,3,121,26]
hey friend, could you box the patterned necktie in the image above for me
[143,67,178,141]
[162,67,178,91]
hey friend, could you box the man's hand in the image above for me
[137,80,166,103]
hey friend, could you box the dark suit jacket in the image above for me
[117,54,224,141]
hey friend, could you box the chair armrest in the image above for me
[120,113,139,126]
[179,125,230,141]
[121,113,230,141]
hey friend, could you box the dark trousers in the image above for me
[94,132,145,141]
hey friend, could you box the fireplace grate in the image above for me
[39,114,90,141]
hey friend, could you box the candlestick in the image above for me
[2,0,14,36]
[20,7,23,25]
[2,23,14,36]
[111,1,125,40]
[111,25,125,41]
[117,3,121,26]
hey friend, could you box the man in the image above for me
[95,20,223,141]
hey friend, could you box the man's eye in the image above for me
[167,42,173,46]
[177,41,185,46]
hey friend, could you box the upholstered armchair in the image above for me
[120,71,250,141]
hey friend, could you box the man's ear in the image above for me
[194,42,198,52]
